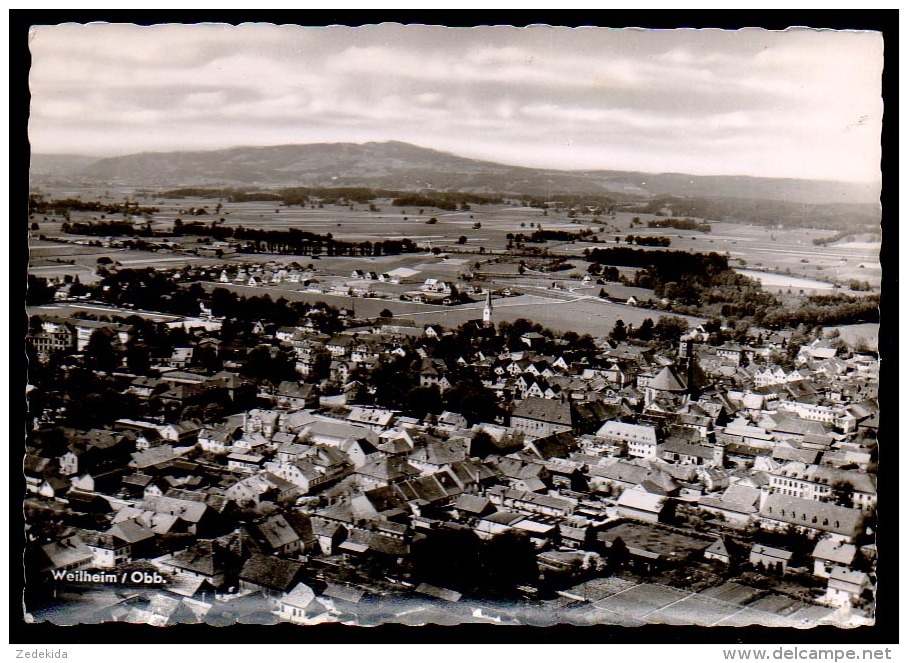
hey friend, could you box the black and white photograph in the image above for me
[22,19,886,635]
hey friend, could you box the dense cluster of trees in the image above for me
[358,348,503,425]
[208,287,344,335]
[391,191,500,211]
[811,230,879,246]
[26,275,56,306]
[582,245,878,325]
[587,245,774,313]
[240,345,299,384]
[162,186,388,205]
[26,296,303,430]
[626,234,671,247]
[158,186,512,210]
[64,220,147,237]
[646,217,712,232]
[586,247,731,283]
[410,528,538,597]
[28,195,159,217]
[848,279,873,292]
[586,264,621,281]
[232,227,418,257]
[521,194,616,214]
[172,219,232,239]
[527,228,593,242]
[78,270,345,337]
[86,268,205,316]
[760,294,880,329]
[27,363,146,430]
[282,186,391,206]
[628,316,690,343]
[161,187,229,199]
[79,218,420,257]
[346,316,608,423]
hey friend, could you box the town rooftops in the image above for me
[750,545,793,561]
[481,510,526,527]
[410,440,468,466]
[165,540,232,577]
[660,439,714,460]
[280,583,316,610]
[699,483,762,515]
[813,539,857,565]
[356,456,422,482]
[41,535,95,570]
[80,530,122,550]
[511,397,573,426]
[253,514,308,550]
[588,460,649,485]
[347,407,398,427]
[139,495,209,523]
[649,366,688,392]
[454,494,493,515]
[324,583,366,604]
[771,446,822,465]
[415,583,462,603]
[773,463,877,495]
[827,567,868,589]
[617,489,667,514]
[705,538,730,559]
[276,381,317,399]
[303,419,379,444]
[130,444,181,469]
[760,493,862,538]
[768,413,831,437]
[109,518,155,545]
[239,553,304,593]
[490,456,546,481]
[396,471,462,503]
[487,486,574,512]
[596,421,658,444]
[112,507,180,535]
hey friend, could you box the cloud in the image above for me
[27,24,883,182]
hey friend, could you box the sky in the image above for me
[28,23,883,183]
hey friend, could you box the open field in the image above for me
[599,521,712,558]
[736,269,838,293]
[29,194,882,320]
[197,281,451,317]
[593,583,692,620]
[827,323,879,352]
[28,235,235,284]
[561,576,637,602]
[646,593,747,626]
[30,193,880,278]
[561,578,838,627]
[701,581,762,605]
[197,280,702,335]
[27,302,183,322]
[554,214,881,289]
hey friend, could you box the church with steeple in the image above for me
[482,290,493,326]
[643,337,711,406]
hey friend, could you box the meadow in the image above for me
[28,189,880,336]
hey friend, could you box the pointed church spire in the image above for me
[483,290,493,326]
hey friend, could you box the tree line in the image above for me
[635,195,880,231]
[647,217,712,232]
[28,195,159,217]
[232,227,418,257]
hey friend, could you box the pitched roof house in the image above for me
[759,493,863,541]
[238,553,305,596]
[510,397,576,440]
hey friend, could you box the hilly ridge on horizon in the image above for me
[30,140,880,209]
